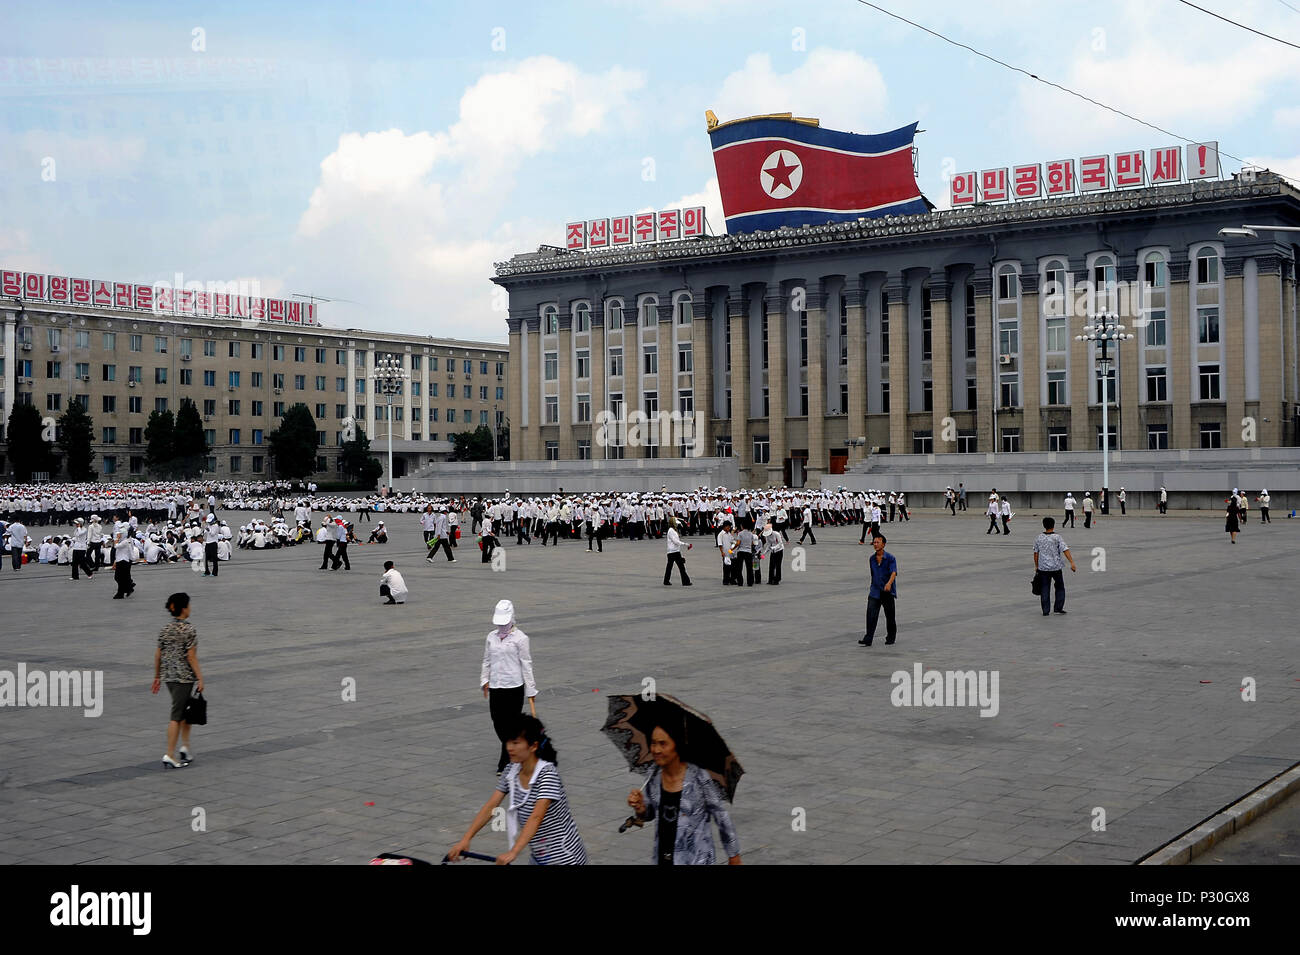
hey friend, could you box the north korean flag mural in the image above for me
[708,113,929,234]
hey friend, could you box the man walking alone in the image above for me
[859,534,898,646]
[1033,517,1077,615]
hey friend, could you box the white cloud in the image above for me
[1274,106,1300,129]
[646,177,724,236]
[289,56,646,341]
[711,49,890,132]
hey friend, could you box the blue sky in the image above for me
[2,0,1298,342]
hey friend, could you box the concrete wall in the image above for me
[403,455,740,494]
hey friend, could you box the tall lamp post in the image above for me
[373,356,407,493]
[1076,315,1133,511]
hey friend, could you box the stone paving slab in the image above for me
[0,507,1296,864]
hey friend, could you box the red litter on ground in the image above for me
[1054,723,1064,727]
[1200,681,1213,684]
[365,802,375,806]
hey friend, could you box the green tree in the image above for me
[268,403,319,479]
[5,403,55,481]
[451,425,495,462]
[338,426,383,490]
[172,399,207,479]
[144,409,176,477]
[57,398,96,481]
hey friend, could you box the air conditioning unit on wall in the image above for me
[999,354,1013,365]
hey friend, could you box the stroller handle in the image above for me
[440,850,501,864]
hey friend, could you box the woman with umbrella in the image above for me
[606,696,742,865]
[447,714,587,865]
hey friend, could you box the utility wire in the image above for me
[851,0,1299,189]
[1177,0,1300,49]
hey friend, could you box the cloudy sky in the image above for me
[3,0,1298,342]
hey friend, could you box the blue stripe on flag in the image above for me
[709,119,918,154]
[725,200,930,233]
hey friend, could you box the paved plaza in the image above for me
[0,505,1296,865]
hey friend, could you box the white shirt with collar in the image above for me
[480,625,537,696]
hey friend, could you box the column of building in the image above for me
[402,348,413,441]
[557,304,576,458]
[970,271,994,451]
[929,272,953,450]
[1018,272,1042,451]
[1067,260,1094,454]
[589,306,607,459]
[690,295,713,458]
[1166,257,1193,449]
[506,312,525,460]
[1115,262,1141,452]
[885,274,910,455]
[526,315,543,460]
[765,285,788,485]
[657,298,675,457]
[805,282,827,481]
[727,287,750,477]
[844,280,868,465]
[1223,257,1247,448]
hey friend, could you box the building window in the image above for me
[154,397,168,413]
[998,324,1019,357]
[154,336,168,353]
[203,399,216,416]
[912,430,933,454]
[1000,428,1021,452]
[102,456,116,475]
[354,378,364,394]
[229,399,241,415]
[753,435,770,464]
[294,375,306,390]
[607,301,624,329]
[576,350,590,379]
[839,297,849,365]
[1045,317,1067,353]
[1048,427,1069,451]
[609,392,624,423]
[479,385,488,400]
[252,455,264,473]
[1197,307,1219,344]
[496,387,504,400]
[544,352,558,381]
[967,377,977,410]
[295,346,306,362]
[1145,366,1167,402]
[103,332,116,351]
[881,381,890,413]
[544,396,558,423]
[203,428,216,446]
[575,305,590,333]
[800,385,809,416]
[463,385,472,399]
[1146,311,1167,347]
[316,375,326,390]
[203,339,216,357]
[228,341,241,358]
[761,311,769,370]
[545,441,559,461]
[129,334,141,352]
[229,371,240,388]
[609,348,623,377]
[317,430,327,446]
[957,429,977,453]
[315,403,326,419]
[274,401,285,416]
[1096,424,1118,450]
[577,439,591,460]
[155,367,167,384]
[762,387,769,418]
[463,359,472,375]
[679,389,693,416]
[1047,370,1067,405]
[577,394,591,422]
[129,455,143,475]
[129,396,142,414]
[129,427,143,443]
[1198,364,1221,401]
[839,382,849,413]
[179,368,192,386]
[643,346,657,375]
[204,370,216,386]
[128,365,142,383]
[799,309,808,366]
[102,427,117,443]
[251,343,263,360]
[46,360,62,379]
[1095,366,1116,404]
[922,379,933,412]
[675,298,692,326]
[643,391,658,422]
[640,300,656,328]
[1196,252,1219,285]
[316,348,327,363]
[677,343,692,373]
[1148,423,1169,449]
[997,269,1018,300]
[252,429,264,445]
[999,373,1020,408]
[102,363,116,382]
[229,429,240,445]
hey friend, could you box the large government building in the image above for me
[1,299,508,482]
[494,172,1300,488]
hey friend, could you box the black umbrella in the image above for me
[601,693,744,802]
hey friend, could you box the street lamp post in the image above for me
[1076,315,1133,510]
[373,356,407,493]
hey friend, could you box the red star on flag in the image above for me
[763,154,799,191]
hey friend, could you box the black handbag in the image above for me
[1030,572,1042,596]
[182,690,208,726]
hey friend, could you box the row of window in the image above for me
[910,422,1223,454]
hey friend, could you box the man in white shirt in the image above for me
[380,560,408,604]
[202,514,221,576]
[6,518,28,571]
[798,503,817,545]
[71,518,94,580]
[663,517,693,585]
[332,518,351,570]
[1063,493,1077,528]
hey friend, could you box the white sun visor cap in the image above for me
[492,599,515,626]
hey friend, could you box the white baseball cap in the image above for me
[492,599,515,626]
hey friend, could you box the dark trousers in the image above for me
[766,550,783,584]
[742,552,756,586]
[1119,502,1126,515]
[1064,511,1075,527]
[516,522,530,544]
[481,535,498,563]
[489,685,525,772]
[448,527,458,548]
[889,504,896,522]
[1001,516,1011,534]
[859,522,871,543]
[71,548,93,579]
[429,537,453,561]
[1159,501,1167,514]
[320,540,335,569]
[380,583,395,602]
[1083,511,1092,528]
[9,547,21,570]
[987,515,1001,534]
[729,555,745,585]
[205,541,219,575]
[948,500,957,515]
[587,525,603,552]
[1261,507,1270,523]
[865,593,897,644]
[1039,569,1065,614]
[333,541,350,569]
[89,541,103,568]
[799,524,816,545]
[664,553,690,584]
[113,560,134,597]
[358,510,370,522]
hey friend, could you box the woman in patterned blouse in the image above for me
[448,714,587,865]
[151,592,204,769]
[627,721,742,865]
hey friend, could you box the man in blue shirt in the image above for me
[859,534,898,646]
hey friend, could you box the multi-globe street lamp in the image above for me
[372,356,408,492]
[1076,316,1133,510]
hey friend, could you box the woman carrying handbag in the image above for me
[151,592,205,769]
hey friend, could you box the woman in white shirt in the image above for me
[480,600,538,774]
